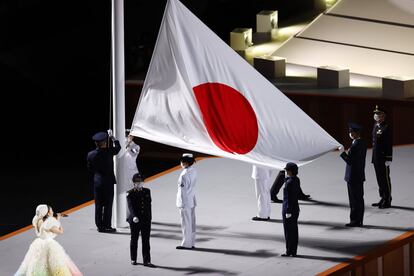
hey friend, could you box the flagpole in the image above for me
[111,0,127,228]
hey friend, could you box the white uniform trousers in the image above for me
[255,178,271,218]
[179,207,196,247]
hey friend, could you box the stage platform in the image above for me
[1,146,414,275]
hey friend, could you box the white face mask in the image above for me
[374,114,380,122]
[133,182,143,189]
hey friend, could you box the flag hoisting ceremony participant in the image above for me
[176,153,198,250]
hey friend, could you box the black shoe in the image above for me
[192,246,195,249]
[143,262,156,268]
[379,202,391,209]
[298,194,311,201]
[345,222,362,227]
[131,260,138,265]
[281,252,296,257]
[271,198,283,203]
[100,227,116,233]
[372,199,384,207]
[98,228,115,233]
[176,246,192,250]
[252,216,270,221]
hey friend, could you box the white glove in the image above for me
[338,145,345,154]
[285,213,292,219]
[107,129,113,137]
[133,217,139,223]
[385,161,391,166]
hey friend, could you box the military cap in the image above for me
[132,173,144,182]
[373,105,386,114]
[348,122,362,133]
[284,162,298,173]
[92,131,108,142]
[180,153,195,164]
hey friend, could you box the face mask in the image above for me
[133,182,143,189]
[374,114,380,122]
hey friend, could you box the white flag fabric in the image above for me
[130,0,340,169]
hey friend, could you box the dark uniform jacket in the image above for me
[282,176,300,214]
[127,188,152,223]
[340,138,367,183]
[372,122,392,163]
[87,140,121,187]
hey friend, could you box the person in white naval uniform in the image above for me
[251,165,272,221]
[176,153,197,249]
[123,131,140,188]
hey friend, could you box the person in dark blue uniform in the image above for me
[281,162,300,257]
[270,170,310,203]
[371,105,393,209]
[127,173,154,267]
[87,130,121,232]
[339,123,367,227]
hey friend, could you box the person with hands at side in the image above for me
[281,162,301,257]
[127,173,154,267]
[371,105,393,209]
[176,153,197,250]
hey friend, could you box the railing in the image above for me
[318,231,414,276]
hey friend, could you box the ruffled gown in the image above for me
[15,217,82,276]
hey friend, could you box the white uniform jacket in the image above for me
[176,166,197,209]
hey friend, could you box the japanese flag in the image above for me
[130,0,340,169]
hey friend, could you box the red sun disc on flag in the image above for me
[193,82,258,154]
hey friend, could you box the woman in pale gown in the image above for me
[15,204,82,276]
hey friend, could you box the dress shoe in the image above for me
[98,228,115,233]
[143,262,155,268]
[298,194,311,201]
[99,227,116,233]
[281,252,296,257]
[252,216,270,221]
[176,246,192,250]
[131,260,138,265]
[379,202,391,209]
[271,198,283,203]
[372,199,384,207]
[345,222,362,227]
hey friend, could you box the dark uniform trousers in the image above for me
[373,162,392,202]
[341,138,367,224]
[347,181,364,224]
[129,221,151,263]
[87,140,121,230]
[282,211,299,255]
[127,188,152,263]
[94,183,114,229]
[372,122,392,204]
[282,176,300,255]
